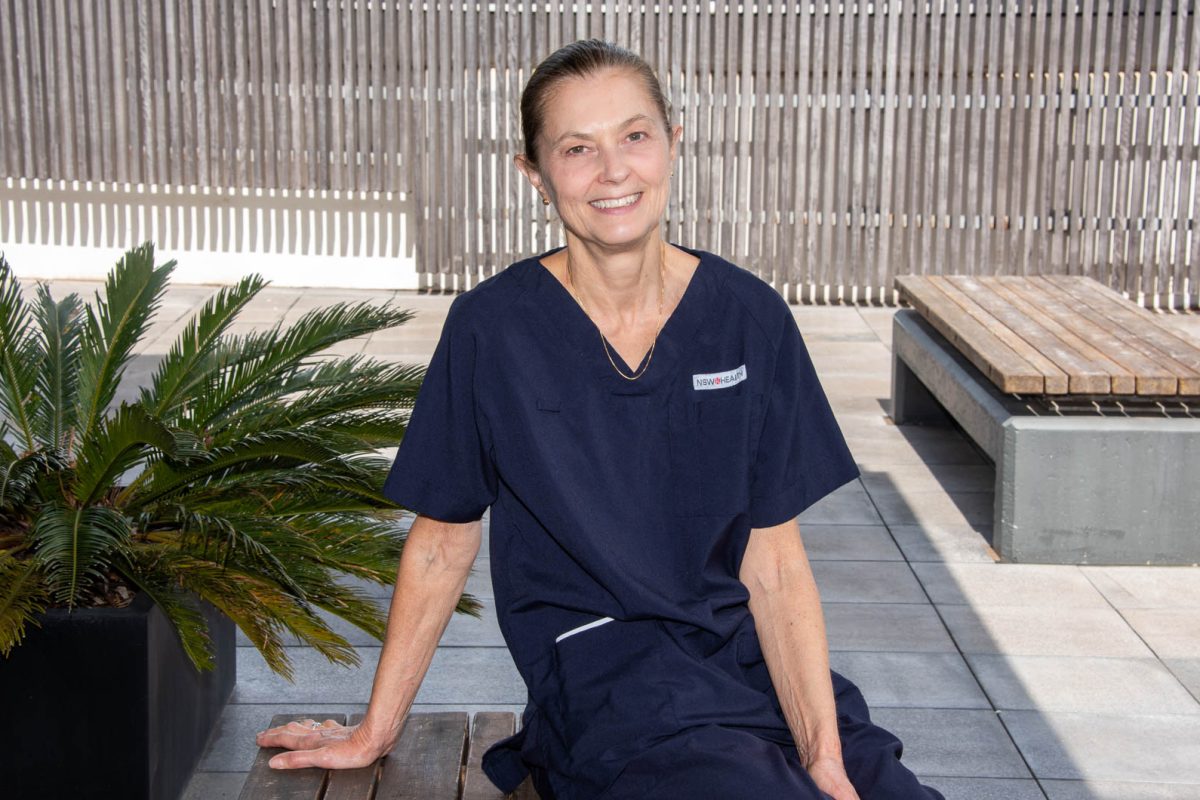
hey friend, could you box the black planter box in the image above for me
[1,593,235,800]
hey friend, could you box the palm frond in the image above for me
[122,429,354,510]
[0,556,49,657]
[188,302,414,431]
[73,403,177,506]
[0,421,16,461]
[32,284,83,450]
[0,255,43,451]
[117,552,215,671]
[75,243,174,442]
[31,503,132,606]
[142,274,266,420]
[0,451,53,511]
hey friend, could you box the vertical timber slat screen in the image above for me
[2,1,1200,306]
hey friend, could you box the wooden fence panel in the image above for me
[2,1,1199,306]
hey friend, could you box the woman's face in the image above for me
[518,68,681,252]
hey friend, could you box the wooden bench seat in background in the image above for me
[891,274,1200,565]
[239,712,536,800]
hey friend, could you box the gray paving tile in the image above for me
[1042,780,1200,799]
[1003,711,1200,782]
[830,652,990,709]
[967,655,1200,715]
[871,708,1031,778]
[1165,659,1200,700]
[845,434,988,469]
[181,771,247,800]
[824,603,958,653]
[818,374,893,399]
[938,605,1153,658]
[860,463,996,495]
[920,777,1046,800]
[1121,609,1200,659]
[798,481,884,525]
[889,524,998,564]
[800,524,904,561]
[913,563,1109,608]
[869,490,993,529]
[232,645,525,705]
[1082,566,1200,609]
[812,561,929,604]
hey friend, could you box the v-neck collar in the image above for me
[530,243,717,395]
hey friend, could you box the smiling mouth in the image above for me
[589,192,642,209]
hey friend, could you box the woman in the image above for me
[258,40,943,800]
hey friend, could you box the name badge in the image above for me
[692,364,747,391]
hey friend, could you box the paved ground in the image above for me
[39,277,1200,800]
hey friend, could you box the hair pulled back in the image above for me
[520,39,672,167]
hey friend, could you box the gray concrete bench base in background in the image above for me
[892,309,1200,566]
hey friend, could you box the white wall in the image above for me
[0,178,420,289]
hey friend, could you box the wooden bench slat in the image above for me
[944,276,1114,394]
[374,711,468,800]
[985,276,1140,394]
[896,275,1048,394]
[1045,275,1200,395]
[924,275,1070,392]
[323,713,379,800]
[1026,276,1183,395]
[238,713,347,800]
[462,712,517,800]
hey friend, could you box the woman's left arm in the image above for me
[740,517,861,800]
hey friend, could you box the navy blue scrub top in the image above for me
[383,246,860,799]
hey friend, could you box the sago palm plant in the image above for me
[0,243,476,679]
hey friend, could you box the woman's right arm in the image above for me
[256,513,483,769]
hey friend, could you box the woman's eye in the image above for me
[565,145,587,155]
[628,131,648,142]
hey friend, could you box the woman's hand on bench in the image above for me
[254,718,391,770]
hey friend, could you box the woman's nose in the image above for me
[598,147,630,183]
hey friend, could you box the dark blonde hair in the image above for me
[520,39,672,167]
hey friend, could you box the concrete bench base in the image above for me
[892,309,1200,565]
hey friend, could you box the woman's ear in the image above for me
[669,124,683,163]
[514,153,549,203]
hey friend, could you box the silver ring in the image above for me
[310,721,321,730]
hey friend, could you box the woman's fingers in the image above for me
[267,740,379,770]
[255,719,343,750]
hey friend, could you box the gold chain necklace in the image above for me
[566,241,667,381]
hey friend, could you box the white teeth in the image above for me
[590,193,641,209]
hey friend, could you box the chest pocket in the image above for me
[668,391,764,516]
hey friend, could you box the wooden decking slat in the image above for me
[895,276,1047,394]
[1023,276,1180,395]
[898,273,1200,397]
[943,276,1113,394]
[1044,275,1200,395]
[374,711,468,800]
[978,276,1137,394]
[238,713,346,800]
[462,712,517,800]
[323,713,379,800]
[925,275,1070,393]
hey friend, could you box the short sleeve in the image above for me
[748,312,860,528]
[382,296,498,522]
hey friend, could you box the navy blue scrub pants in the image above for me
[528,676,945,800]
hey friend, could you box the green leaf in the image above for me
[32,284,83,450]
[73,403,177,507]
[123,430,344,509]
[117,553,215,671]
[31,503,132,606]
[0,255,43,451]
[0,451,52,511]
[75,243,174,443]
[190,302,414,432]
[0,556,48,657]
[141,274,266,419]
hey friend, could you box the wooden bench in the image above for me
[238,712,537,800]
[891,274,1200,565]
